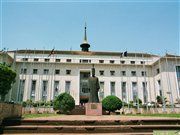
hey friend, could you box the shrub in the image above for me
[22,101,27,107]
[53,92,75,114]
[0,63,16,101]
[45,101,53,107]
[102,95,122,114]
[156,96,167,104]
[26,99,33,107]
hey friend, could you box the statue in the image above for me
[88,67,100,103]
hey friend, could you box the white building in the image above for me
[1,26,180,106]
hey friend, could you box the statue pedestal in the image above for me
[85,103,102,116]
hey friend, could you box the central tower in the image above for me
[80,23,90,52]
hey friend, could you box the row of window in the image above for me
[29,80,71,101]
[18,79,149,103]
[21,68,71,75]
[22,58,145,65]
[21,68,147,76]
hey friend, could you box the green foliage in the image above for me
[39,100,46,106]
[26,99,33,107]
[102,95,122,113]
[53,92,75,114]
[45,100,53,107]
[32,102,39,107]
[0,63,16,101]
[136,98,142,105]
[22,101,27,107]
[156,96,167,104]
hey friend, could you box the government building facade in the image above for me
[1,27,180,106]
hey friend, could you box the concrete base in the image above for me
[85,103,102,116]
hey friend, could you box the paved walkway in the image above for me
[25,115,180,120]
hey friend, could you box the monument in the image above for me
[85,66,102,115]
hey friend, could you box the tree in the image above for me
[53,92,75,114]
[0,63,16,101]
[102,95,122,114]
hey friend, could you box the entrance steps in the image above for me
[1,117,180,134]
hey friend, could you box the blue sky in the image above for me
[0,0,179,55]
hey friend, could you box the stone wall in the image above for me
[120,107,180,114]
[0,103,22,125]
[22,106,180,115]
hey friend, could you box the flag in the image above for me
[48,48,55,57]
[123,51,127,57]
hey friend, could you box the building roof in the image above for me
[8,49,158,58]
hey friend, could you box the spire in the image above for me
[83,22,87,43]
[80,23,90,52]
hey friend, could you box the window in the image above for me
[20,68,27,74]
[131,61,135,64]
[43,69,49,74]
[99,82,104,101]
[110,82,115,95]
[65,81,71,93]
[99,60,104,63]
[54,81,59,98]
[55,59,61,62]
[80,59,89,63]
[141,61,145,64]
[158,80,162,96]
[142,82,147,103]
[132,82,137,103]
[66,70,71,75]
[121,82,126,101]
[110,60,114,64]
[176,66,180,94]
[176,66,180,78]
[120,60,125,64]
[156,68,160,74]
[121,71,126,76]
[34,58,39,62]
[45,59,50,62]
[18,80,25,102]
[55,69,60,75]
[22,58,28,61]
[141,71,146,76]
[110,71,115,76]
[33,69,38,74]
[66,59,71,62]
[30,80,36,101]
[42,81,48,101]
[131,71,136,76]
[99,70,104,76]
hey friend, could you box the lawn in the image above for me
[125,113,180,118]
[22,113,60,119]
[22,113,180,119]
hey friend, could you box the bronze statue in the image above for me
[88,67,100,103]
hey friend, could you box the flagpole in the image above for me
[26,49,31,101]
[175,55,180,103]
[120,52,124,114]
[152,65,158,112]
[135,53,140,113]
[158,57,166,112]
[165,55,174,112]
[49,48,55,101]
[142,54,148,112]
[39,48,45,102]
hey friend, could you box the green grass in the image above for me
[22,113,60,119]
[125,113,180,118]
[22,113,180,119]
